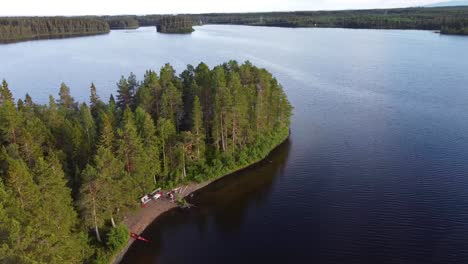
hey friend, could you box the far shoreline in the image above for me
[111,133,290,264]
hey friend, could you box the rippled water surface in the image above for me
[2,26,468,264]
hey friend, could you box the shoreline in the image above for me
[111,133,290,264]
[0,31,110,44]
[111,180,214,264]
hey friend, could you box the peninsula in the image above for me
[0,61,292,263]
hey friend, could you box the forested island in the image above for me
[157,16,194,33]
[0,17,110,43]
[0,61,292,263]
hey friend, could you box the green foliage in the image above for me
[92,249,110,264]
[106,225,130,251]
[189,6,468,32]
[157,16,194,33]
[0,61,292,263]
[101,7,468,34]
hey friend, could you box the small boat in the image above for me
[130,232,151,243]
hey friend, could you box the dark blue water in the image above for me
[2,26,468,264]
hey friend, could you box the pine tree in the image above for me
[160,63,176,89]
[136,71,156,115]
[135,107,160,186]
[228,72,249,148]
[24,93,34,108]
[89,82,103,117]
[0,99,20,145]
[90,82,99,107]
[213,82,232,152]
[161,83,183,130]
[195,63,213,134]
[78,103,96,167]
[255,70,272,133]
[191,96,205,160]
[127,72,138,109]
[79,165,104,243]
[58,82,75,110]
[157,117,176,176]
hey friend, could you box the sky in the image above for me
[1,0,444,16]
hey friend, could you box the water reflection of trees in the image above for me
[195,139,291,234]
[121,140,291,263]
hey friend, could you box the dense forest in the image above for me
[1,6,468,43]
[193,7,468,30]
[132,6,468,35]
[0,61,292,263]
[157,16,194,33]
[0,17,110,43]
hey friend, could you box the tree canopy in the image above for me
[109,6,468,35]
[0,61,292,263]
[157,16,195,33]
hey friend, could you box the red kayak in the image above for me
[130,232,151,243]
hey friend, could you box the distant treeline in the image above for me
[441,23,468,34]
[192,7,468,34]
[195,7,468,29]
[130,6,468,35]
[1,6,467,43]
[0,17,110,43]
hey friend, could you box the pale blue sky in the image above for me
[1,0,441,16]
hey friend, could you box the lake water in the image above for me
[2,25,468,264]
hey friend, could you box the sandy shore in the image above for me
[111,180,214,264]
[111,135,289,264]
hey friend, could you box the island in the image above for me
[156,15,194,33]
[0,17,110,43]
[0,61,292,263]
